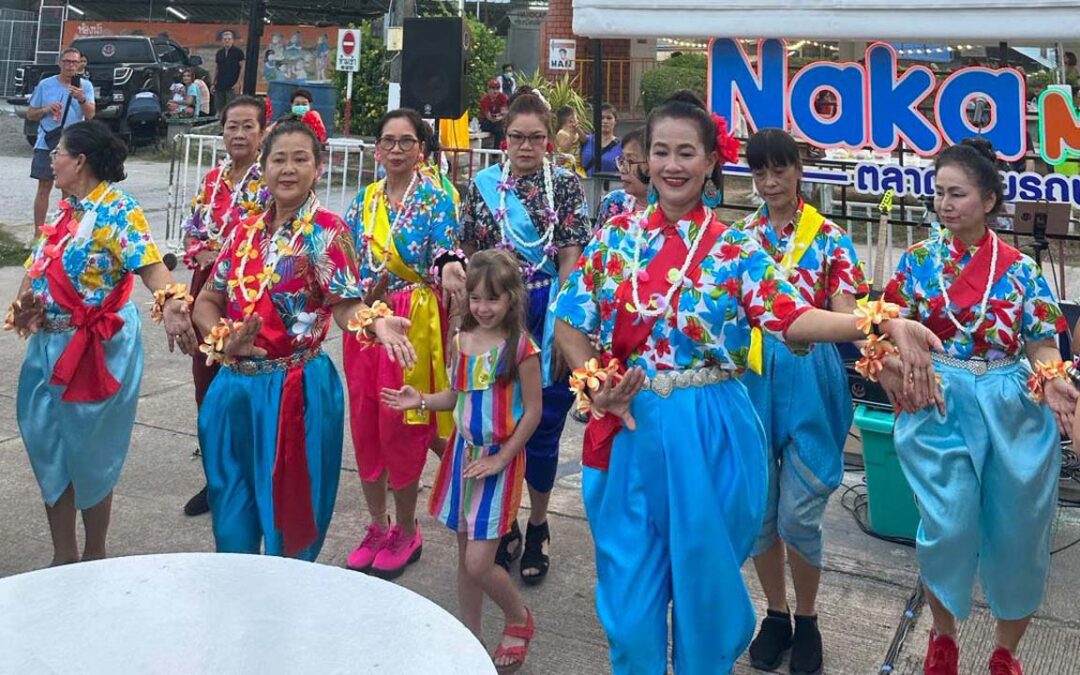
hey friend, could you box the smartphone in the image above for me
[71,74,81,88]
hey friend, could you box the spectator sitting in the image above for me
[167,79,186,116]
[168,69,202,118]
[194,75,211,116]
[478,78,508,147]
[283,87,327,143]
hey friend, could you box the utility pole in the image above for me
[390,0,417,83]
[242,0,267,96]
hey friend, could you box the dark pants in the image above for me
[191,264,220,407]
[213,87,236,115]
[479,119,504,148]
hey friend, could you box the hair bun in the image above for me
[960,137,997,165]
[664,89,707,112]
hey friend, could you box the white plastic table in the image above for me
[0,552,495,675]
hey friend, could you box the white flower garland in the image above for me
[232,194,318,307]
[497,158,557,252]
[203,157,259,239]
[363,171,420,276]
[629,205,714,318]
[934,225,998,336]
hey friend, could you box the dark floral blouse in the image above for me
[460,163,592,269]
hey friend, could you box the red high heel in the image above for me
[493,607,534,674]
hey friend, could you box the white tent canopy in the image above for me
[572,0,1080,41]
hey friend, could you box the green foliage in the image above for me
[640,56,707,113]
[1026,69,1057,91]
[516,71,592,133]
[334,22,389,136]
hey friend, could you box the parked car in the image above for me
[8,35,210,145]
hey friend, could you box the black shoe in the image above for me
[520,521,550,586]
[748,609,792,671]
[495,520,523,572]
[790,614,823,675]
[183,485,210,516]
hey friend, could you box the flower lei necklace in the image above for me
[203,157,259,239]
[629,204,714,317]
[230,193,317,308]
[495,159,558,277]
[363,170,420,275]
[30,184,115,278]
[934,224,997,336]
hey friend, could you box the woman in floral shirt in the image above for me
[733,129,868,675]
[179,95,271,517]
[460,92,592,585]
[594,127,647,232]
[10,120,196,566]
[341,108,466,579]
[553,91,940,675]
[880,139,1077,675]
[193,121,414,561]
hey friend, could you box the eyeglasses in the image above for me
[506,132,547,147]
[49,148,70,159]
[377,136,418,151]
[60,59,80,65]
[615,156,645,172]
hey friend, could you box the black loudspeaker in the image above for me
[401,17,469,119]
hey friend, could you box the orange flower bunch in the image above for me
[569,357,622,415]
[854,334,898,382]
[151,283,193,323]
[199,318,238,366]
[1027,359,1073,403]
[346,301,394,345]
[853,298,901,335]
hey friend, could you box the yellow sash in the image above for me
[748,203,826,374]
[361,180,452,436]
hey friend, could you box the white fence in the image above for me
[164,134,507,252]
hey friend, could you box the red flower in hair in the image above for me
[546,140,555,154]
[499,139,508,151]
[710,113,740,164]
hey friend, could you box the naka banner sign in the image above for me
[709,38,1080,205]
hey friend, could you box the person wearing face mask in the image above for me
[193,120,417,561]
[341,108,467,579]
[552,90,943,675]
[286,88,327,144]
[879,138,1078,675]
[595,127,647,231]
[581,103,622,177]
[460,93,592,587]
[178,96,271,517]
[732,128,868,675]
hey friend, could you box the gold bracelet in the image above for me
[151,283,194,323]
[198,318,238,366]
[346,301,394,345]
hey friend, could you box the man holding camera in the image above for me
[26,47,95,228]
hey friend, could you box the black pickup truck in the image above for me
[8,35,210,145]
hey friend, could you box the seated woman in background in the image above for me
[285,87,327,143]
[580,103,621,176]
[553,105,586,176]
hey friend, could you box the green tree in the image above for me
[640,54,707,113]
[334,22,390,137]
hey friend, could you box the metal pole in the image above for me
[242,0,266,96]
[591,39,603,175]
[344,70,353,137]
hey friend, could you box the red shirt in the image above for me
[479,93,508,122]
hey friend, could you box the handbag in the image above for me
[43,93,73,150]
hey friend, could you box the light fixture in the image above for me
[66,4,84,15]
[165,5,189,20]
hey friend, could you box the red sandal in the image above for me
[493,607,534,674]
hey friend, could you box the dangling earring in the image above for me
[647,184,659,205]
[702,178,722,208]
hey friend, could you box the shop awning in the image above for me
[572,0,1080,41]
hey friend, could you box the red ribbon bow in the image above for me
[711,113,741,164]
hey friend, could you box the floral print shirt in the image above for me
[211,204,363,351]
[595,189,640,232]
[182,162,270,268]
[732,202,868,309]
[554,205,812,376]
[460,163,591,271]
[344,172,460,292]
[883,228,1066,360]
[26,182,161,315]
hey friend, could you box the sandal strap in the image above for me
[494,644,528,660]
[501,609,535,640]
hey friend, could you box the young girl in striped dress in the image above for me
[381,249,540,673]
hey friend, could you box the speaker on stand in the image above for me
[400,17,471,120]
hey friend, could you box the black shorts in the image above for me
[30,148,54,181]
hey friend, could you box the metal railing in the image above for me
[165,133,506,251]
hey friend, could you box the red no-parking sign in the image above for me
[337,29,360,72]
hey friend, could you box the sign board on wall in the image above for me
[336,28,360,72]
[548,39,576,71]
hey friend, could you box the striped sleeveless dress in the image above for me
[428,333,538,540]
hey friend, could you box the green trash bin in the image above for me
[853,405,921,540]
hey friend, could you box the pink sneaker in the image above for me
[989,647,1023,675]
[370,522,422,579]
[346,520,391,572]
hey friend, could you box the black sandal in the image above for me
[520,521,550,586]
[495,520,522,572]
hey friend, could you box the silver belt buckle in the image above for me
[651,374,674,398]
[969,360,989,376]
